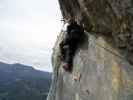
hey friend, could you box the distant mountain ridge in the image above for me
[0,62,51,100]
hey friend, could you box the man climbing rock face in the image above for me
[59,18,84,72]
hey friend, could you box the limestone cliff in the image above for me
[47,0,133,100]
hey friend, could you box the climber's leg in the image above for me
[63,45,77,72]
[59,36,71,61]
[62,46,72,72]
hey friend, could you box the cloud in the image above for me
[0,0,62,72]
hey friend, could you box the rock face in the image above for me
[47,0,133,100]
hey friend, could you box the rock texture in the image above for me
[58,0,133,62]
[47,0,133,100]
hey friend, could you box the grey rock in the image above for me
[47,0,133,100]
[47,32,133,100]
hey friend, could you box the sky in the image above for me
[0,0,62,72]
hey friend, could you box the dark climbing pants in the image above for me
[60,42,77,67]
[65,45,77,66]
[60,31,81,69]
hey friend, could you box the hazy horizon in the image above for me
[0,0,62,72]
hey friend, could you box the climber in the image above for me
[59,18,84,72]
